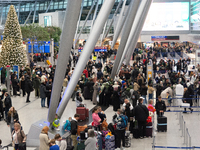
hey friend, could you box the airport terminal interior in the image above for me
[0,0,200,150]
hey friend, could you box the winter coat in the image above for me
[40,83,48,98]
[155,100,166,115]
[25,79,33,93]
[4,95,12,109]
[7,111,19,125]
[12,130,26,144]
[133,103,149,122]
[92,84,98,104]
[33,77,41,89]
[39,132,50,150]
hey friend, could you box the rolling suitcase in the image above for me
[76,107,86,121]
[157,116,167,132]
[102,130,109,149]
[77,140,85,150]
[105,135,115,150]
[146,122,153,137]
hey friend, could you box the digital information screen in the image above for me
[143,2,189,31]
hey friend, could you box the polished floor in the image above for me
[0,88,200,150]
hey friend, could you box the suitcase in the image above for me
[76,107,86,121]
[157,116,167,132]
[85,108,89,118]
[132,128,140,139]
[105,135,115,150]
[80,131,87,140]
[146,122,153,137]
[125,131,131,147]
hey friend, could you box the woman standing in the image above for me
[39,126,51,150]
[12,123,26,150]
[92,82,99,105]
[92,107,101,130]
[92,66,97,83]
[19,76,26,97]
[7,107,19,134]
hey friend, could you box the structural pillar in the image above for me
[57,0,115,118]
[74,1,95,46]
[104,0,123,39]
[91,0,99,30]
[125,0,152,65]
[111,0,127,49]
[47,0,82,123]
[17,3,20,19]
[32,0,37,24]
[110,0,141,79]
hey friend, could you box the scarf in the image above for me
[14,129,20,144]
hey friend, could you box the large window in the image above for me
[44,16,51,26]
[143,2,189,31]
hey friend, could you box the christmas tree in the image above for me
[0,5,27,67]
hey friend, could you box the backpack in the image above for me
[119,115,128,129]
[63,120,71,131]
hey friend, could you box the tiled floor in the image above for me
[0,88,200,150]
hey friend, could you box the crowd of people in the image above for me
[0,44,199,149]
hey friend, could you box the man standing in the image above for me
[70,114,80,147]
[133,98,149,139]
[155,96,166,117]
[4,92,12,120]
[113,109,128,149]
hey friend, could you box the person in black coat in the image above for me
[7,107,19,133]
[183,87,193,113]
[25,76,33,103]
[46,80,52,108]
[133,98,149,138]
[12,76,19,96]
[20,76,26,97]
[1,67,6,84]
[4,92,12,120]
[155,96,166,117]
[112,91,120,111]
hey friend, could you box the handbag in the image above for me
[101,120,108,131]
[18,130,26,150]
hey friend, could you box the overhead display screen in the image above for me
[142,2,189,31]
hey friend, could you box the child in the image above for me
[50,139,59,150]
[147,99,156,114]
[63,117,72,131]
[54,134,67,150]
[52,114,60,131]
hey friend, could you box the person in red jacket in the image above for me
[83,68,88,78]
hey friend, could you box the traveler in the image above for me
[155,96,166,117]
[32,75,40,98]
[54,134,67,150]
[12,123,26,150]
[40,81,50,108]
[133,98,149,139]
[70,114,80,147]
[25,76,33,103]
[92,107,101,130]
[75,92,83,107]
[19,76,26,97]
[113,109,128,149]
[63,117,72,131]
[49,139,59,150]
[97,106,106,123]
[85,129,97,150]
[147,99,156,113]
[7,107,19,134]
[39,126,50,150]
[4,92,12,120]
[122,99,133,112]
[46,79,52,108]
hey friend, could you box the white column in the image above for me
[110,0,141,79]
[57,0,115,118]
[111,0,127,49]
[125,0,152,65]
[47,0,82,123]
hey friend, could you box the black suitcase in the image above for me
[80,131,87,140]
[132,129,140,139]
[146,122,153,137]
[157,116,167,132]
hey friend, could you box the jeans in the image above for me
[15,144,19,150]
[138,121,146,138]
[41,98,46,107]
[115,129,125,148]
[142,95,147,105]
[149,94,153,100]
